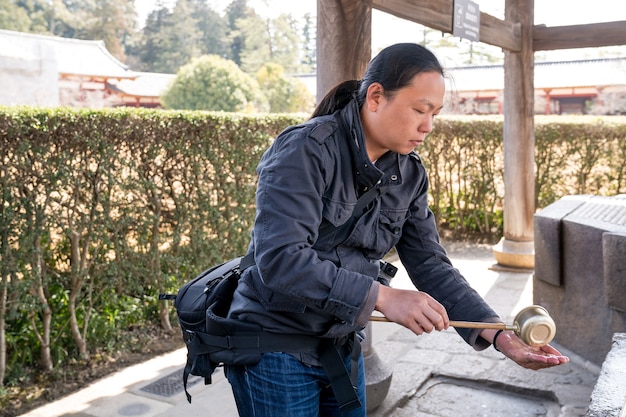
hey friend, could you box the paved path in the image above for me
[19,243,600,417]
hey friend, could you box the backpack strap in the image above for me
[183,325,325,403]
[242,183,385,277]
[187,329,362,410]
[239,251,255,274]
[319,334,362,411]
[354,183,385,214]
[318,184,385,246]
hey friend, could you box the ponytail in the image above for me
[310,80,360,118]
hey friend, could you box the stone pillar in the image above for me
[534,195,626,365]
[362,323,392,411]
[493,0,535,270]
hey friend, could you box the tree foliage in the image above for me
[0,0,30,31]
[191,0,231,59]
[236,13,270,73]
[1,0,321,112]
[267,14,302,73]
[128,0,206,73]
[256,63,313,113]
[161,54,268,112]
[224,0,256,67]
[83,0,137,61]
[1,0,317,79]
[300,12,316,73]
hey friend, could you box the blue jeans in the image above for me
[225,351,366,417]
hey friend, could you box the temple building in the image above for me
[1,29,624,114]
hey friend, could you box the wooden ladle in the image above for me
[370,305,556,346]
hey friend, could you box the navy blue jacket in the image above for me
[229,99,498,350]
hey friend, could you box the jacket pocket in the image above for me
[376,209,409,249]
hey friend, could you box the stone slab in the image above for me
[587,333,626,417]
[603,232,626,312]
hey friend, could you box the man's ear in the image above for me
[365,82,384,112]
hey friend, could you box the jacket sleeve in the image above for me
[395,166,499,350]
[251,124,376,325]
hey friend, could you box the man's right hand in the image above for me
[375,285,449,335]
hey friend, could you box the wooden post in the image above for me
[316,0,372,102]
[493,0,535,269]
[544,89,552,115]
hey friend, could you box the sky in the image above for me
[134,0,626,64]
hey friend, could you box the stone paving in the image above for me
[368,326,598,416]
[369,245,600,417]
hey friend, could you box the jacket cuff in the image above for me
[355,281,380,327]
[468,316,502,351]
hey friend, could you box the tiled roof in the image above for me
[106,72,176,98]
[534,58,626,89]
[0,29,136,80]
[447,57,626,92]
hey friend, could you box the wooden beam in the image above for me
[372,0,451,32]
[372,0,521,51]
[480,12,521,52]
[534,21,626,51]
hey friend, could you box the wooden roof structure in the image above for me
[449,57,626,92]
[0,29,138,107]
[316,0,626,268]
[106,73,175,107]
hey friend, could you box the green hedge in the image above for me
[0,107,625,386]
[0,107,300,383]
[424,115,626,236]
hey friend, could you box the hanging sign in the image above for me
[453,0,480,42]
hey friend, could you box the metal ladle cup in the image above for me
[370,304,557,347]
[510,305,557,346]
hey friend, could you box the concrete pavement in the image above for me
[19,243,600,417]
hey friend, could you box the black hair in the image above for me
[311,43,444,118]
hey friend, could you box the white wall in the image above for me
[0,37,59,106]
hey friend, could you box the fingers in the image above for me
[419,302,448,332]
[498,334,570,369]
[403,291,448,334]
[409,313,436,334]
[428,298,450,330]
[539,344,568,358]
[375,287,448,336]
[405,319,428,336]
[522,352,568,370]
[406,314,442,335]
[531,346,570,366]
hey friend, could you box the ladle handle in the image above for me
[369,316,517,331]
[449,321,517,331]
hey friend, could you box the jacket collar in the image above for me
[339,99,404,191]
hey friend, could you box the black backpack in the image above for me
[159,185,393,409]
